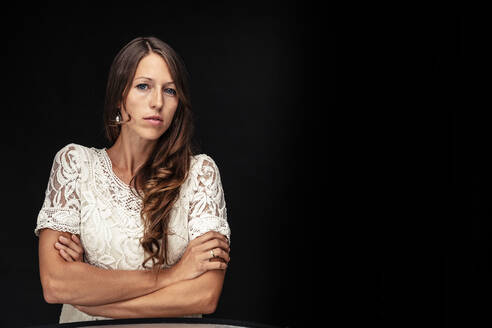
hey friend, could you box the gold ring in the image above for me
[210,249,215,258]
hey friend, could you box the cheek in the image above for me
[124,91,145,114]
[165,100,179,120]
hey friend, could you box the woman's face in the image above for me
[119,52,179,142]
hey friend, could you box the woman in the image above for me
[34,36,231,323]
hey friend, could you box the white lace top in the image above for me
[34,143,230,323]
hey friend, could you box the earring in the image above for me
[115,112,122,123]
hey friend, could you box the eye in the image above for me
[136,83,149,90]
[164,88,177,96]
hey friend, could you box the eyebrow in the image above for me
[135,76,175,85]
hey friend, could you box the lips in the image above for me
[144,115,162,121]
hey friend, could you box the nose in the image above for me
[150,87,163,110]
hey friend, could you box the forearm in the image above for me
[47,262,177,306]
[75,269,226,318]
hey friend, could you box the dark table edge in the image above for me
[25,317,282,328]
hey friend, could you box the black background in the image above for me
[0,3,490,328]
[347,11,491,328]
[0,2,324,328]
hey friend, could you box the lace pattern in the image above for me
[34,143,231,323]
[188,156,230,243]
[35,145,82,236]
[35,144,231,246]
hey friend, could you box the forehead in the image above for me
[134,52,173,81]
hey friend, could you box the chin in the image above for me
[129,124,170,141]
[145,133,165,141]
[133,131,164,141]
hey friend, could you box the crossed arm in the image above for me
[39,229,230,318]
[73,269,226,318]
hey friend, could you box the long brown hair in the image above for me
[102,36,195,275]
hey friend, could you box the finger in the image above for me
[201,248,215,262]
[194,231,229,244]
[204,260,228,271]
[216,248,230,262]
[59,248,74,262]
[59,236,83,255]
[199,247,230,263]
[59,235,83,253]
[71,234,82,247]
[202,247,230,262]
[200,238,230,253]
[55,241,81,260]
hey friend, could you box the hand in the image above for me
[54,234,85,262]
[171,231,230,282]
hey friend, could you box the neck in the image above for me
[106,131,157,177]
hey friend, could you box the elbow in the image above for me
[198,272,226,315]
[201,291,220,315]
[40,261,81,304]
[203,301,218,315]
[42,278,61,304]
[43,290,58,304]
[41,271,70,304]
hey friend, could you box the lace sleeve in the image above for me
[188,155,231,244]
[34,144,82,237]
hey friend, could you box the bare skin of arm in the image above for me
[39,229,178,306]
[74,267,227,318]
[40,229,230,308]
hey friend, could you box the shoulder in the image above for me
[186,153,224,190]
[54,143,81,160]
[53,143,94,167]
[189,153,221,175]
[55,142,89,154]
[190,153,218,166]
